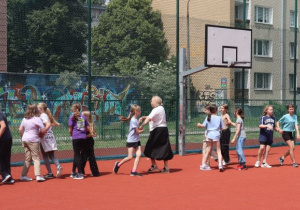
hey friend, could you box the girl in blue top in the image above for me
[198,104,224,172]
[113,105,144,176]
[277,104,299,167]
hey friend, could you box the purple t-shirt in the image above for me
[68,114,89,140]
[20,117,45,143]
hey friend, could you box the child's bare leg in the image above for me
[119,148,134,166]
[132,146,141,172]
[216,141,222,167]
[257,145,266,162]
[262,145,270,163]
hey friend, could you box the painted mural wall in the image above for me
[0,73,138,125]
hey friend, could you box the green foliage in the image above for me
[7,0,87,74]
[268,101,287,118]
[55,70,81,91]
[137,56,176,101]
[92,0,169,76]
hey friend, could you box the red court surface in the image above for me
[1,146,300,210]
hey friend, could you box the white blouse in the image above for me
[148,106,167,131]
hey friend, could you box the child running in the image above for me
[81,111,100,177]
[69,103,90,179]
[255,105,277,168]
[277,104,299,167]
[231,107,247,170]
[220,104,232,166]
[38,103,63,178]
[113,105,144,176]
[197,104,224,172]
[19,104,47,182]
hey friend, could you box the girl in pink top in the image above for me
[19,104,47,182]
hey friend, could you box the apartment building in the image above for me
[235,0,300,103]
[152,0,236,100]
[0,0,7,72]
[152,0,300,103]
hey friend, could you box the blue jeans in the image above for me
[236,137,246,164]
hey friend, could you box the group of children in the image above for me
[1,102,299,183]
[198,103,299,172]
[16,103,100,182]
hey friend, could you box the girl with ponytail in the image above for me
[113,104,144,176]
[37,103,63,178]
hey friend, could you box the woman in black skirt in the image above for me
[139,96,173,173]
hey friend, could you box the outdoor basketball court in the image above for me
[1,146,299,210]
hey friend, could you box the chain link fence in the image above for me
[3,0,300,164]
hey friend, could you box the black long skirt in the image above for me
[144,127,174,161]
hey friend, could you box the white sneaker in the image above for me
[200,165,211,171]
[254,161,260,168]
[261,163,272,168]
[73,174,84,180]
[20,176,33,181]
[36,176,46,182]
[222,160,226,166]
[56,166,63,178]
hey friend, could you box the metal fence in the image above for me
[3,0,300,165]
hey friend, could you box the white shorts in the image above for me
[206,131,220,141]
[205,138,220,142]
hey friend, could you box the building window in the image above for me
[254,40,272,57]
[290,10,298,28]
[289,74,296,91]
[235,70,249,89]
[255,6,272,24]
[254,73,271,90]
[290,42,298,59]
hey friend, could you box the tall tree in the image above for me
[92,0,169,76]
[7,0,87,74]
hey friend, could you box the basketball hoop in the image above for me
[227,60,250,67]
[227,59,235,67]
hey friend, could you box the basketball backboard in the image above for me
[205,25,252,68]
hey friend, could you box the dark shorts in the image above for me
[259,141,273,146]
[126,141,141,148]
[282,131,294,141]
[259,135,273,146]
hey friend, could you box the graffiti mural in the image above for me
[0,73,137,125]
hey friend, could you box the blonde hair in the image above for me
[38,103,60,127]
[25,104,40,119]
[262,105,274,117]
[119,104,141,122]
[72,103,81,119]
[152,96,163,106]
[82,111,96,135]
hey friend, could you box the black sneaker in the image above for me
[44,173,54,179]
[279,157,284,166]
[3,179,15,184]
[238,165,247,170]
[113,162,120,174]
[2,174,11,183]
[130,171,142,177]
[293,162,298,167]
